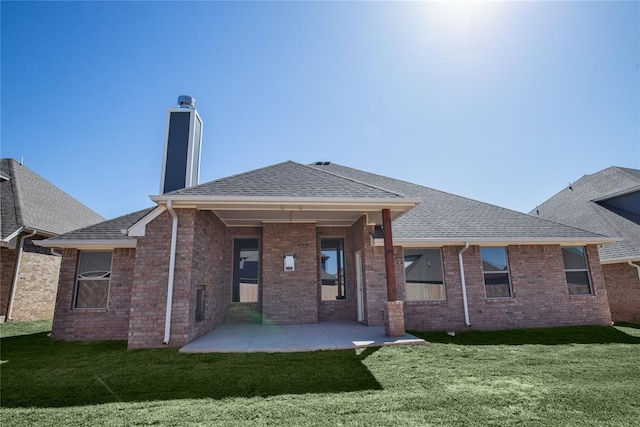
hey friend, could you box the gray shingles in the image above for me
[310,162,607,241]
[53,208,155,241]
[531,166,640,261]
[1,159,104,239]
[170,161,405,199]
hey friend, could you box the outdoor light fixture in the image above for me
[284,253,295,271]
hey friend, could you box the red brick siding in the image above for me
[602,262,640,324]
[9,248,60,321]
[51,248,135,340]
[1,247,17,318]
[262,223,318,324]
[128,211,174,348]
[189,211,230,339]
[404,244,612,331]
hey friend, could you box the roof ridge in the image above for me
[611,165,640,182]
[306,163,407,198]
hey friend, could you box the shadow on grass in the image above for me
[409,325,640,346]
[0,332,382,409]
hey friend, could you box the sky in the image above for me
[2,1,639,220]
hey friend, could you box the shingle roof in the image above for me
[51,207,155,241]
[169,161,405,199]
[1,158,104,240]
[531,166,640,261]
[309,162,609,242]
[45,161,610,245]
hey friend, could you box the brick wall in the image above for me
[404,244,612,332]
[51,247,135,340]
[1,238,60,321]
[9,242,61,321]
[262,223,318,324]
[1,247,17,318]
[189,210,230,339]
[128,209,194,349]
[602,262,640,324]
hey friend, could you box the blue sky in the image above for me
[2,1,638,220]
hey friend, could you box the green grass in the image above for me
[1,322,639,426]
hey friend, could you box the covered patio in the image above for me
[179,321,426,353]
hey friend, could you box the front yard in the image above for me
[1,321,639,426]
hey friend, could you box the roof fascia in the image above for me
[128,206,166,237]
[373,236,618,247]
[150,195,420,210]
[33,239,137,250]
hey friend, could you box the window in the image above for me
[320,238,346,300]
[232,238,259,302]
[481,247,512,298]
[196,287,205,321]
[74,251,112,309]
[562,246,592,295]
[404,248,446,301]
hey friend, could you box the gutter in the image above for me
[7,230,37,320]
[628,261,640,280]
[458,242,471,327]
[163,200,179,345]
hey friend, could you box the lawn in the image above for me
[1,322,639,426]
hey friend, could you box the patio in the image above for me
[179,321,426,353]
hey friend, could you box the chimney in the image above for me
[159,95,203,194]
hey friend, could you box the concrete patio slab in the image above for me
[179,321,426,353]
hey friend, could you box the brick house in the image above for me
[1,159,103,322]
[37,98,615,349]
[532,167,640,323]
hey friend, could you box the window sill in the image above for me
[404,300,447,306]
[321,299,349,303]
[72,308,109,312]
[485,298,515,304]
[568,293,596,298]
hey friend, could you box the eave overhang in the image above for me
[599,255,640,265]
[149,195,420,227]
[33,238,137,250]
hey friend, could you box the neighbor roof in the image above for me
[308,162,611,245]
[531,166,640,262]
[1,158,104,241]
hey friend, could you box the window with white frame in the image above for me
[481,247,512,298]
[404,248,446,301]
[74,251,112,309]
[562,246,592,295]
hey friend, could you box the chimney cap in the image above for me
[177,95,195,108]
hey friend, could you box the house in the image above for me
[1,158,104,322]
[532,167,640,323]
[37,97,615,349]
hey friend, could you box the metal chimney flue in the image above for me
[177,95,195,109]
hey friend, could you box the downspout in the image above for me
[7,230,37,320]
[628,261,640,280]
[458,241,471,327]
[163,200,179,345]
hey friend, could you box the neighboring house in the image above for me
[37,97,615,349]
[0,159,104,322]
[532,167,640,323]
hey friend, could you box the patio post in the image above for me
[382,208,405,337]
